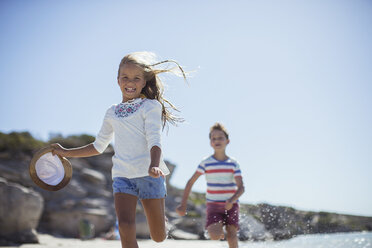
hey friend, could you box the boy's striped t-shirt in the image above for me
[196,156,242,203]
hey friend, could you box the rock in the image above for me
[41,208,114,237]
[35,179,88,203]
[0,160,34,187]
[270,228,293,240]
[84,152,114,173]
[164,160,176,186]
[239,214,273,241]
[169,229,199,240]
[0,177,43,244]
[171,216,205,238]
[80,168,106,185]
[135,212,151,238]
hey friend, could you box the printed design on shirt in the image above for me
[115,100,145,118]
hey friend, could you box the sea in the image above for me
[240,232,372,248]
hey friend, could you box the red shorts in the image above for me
[206,202,239,229]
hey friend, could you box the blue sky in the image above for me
[1,0,371,216]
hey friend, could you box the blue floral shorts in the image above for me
[112,176,167,199]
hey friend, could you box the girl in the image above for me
[51,51,186,248]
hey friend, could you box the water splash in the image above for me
[239,232,372,248]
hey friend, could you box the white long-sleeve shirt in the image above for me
[93,98,170,179]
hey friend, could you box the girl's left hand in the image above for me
[148,167,165,178]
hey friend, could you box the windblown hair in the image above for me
[209,122,229,139]
[117,51,187,129]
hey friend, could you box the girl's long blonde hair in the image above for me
[117,51,187,129]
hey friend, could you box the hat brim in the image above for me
[29,146,72,191]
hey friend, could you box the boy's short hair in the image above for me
[209,122,229,139]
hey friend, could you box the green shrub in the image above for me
[0,132,97,153]
[0,131,45,152]
[48,134,95,148]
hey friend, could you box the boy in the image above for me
[176,123,245,248]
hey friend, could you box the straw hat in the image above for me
[29,146,72,191]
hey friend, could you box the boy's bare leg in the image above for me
[115,193,139,248]
[141,198,167,242]
[207,222,224,240]
[226,224,239,248]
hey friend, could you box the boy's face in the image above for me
[210,129,229,151]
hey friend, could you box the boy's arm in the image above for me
[176,172,201,216]
[225,176,245,210]
[51,143,100,158]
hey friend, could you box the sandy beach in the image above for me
[3,234,231,248]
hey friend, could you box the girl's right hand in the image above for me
[176,204,187,216]
[50,143,68,157]
[148,166,165,178]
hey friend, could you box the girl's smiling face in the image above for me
[118,63,146,102]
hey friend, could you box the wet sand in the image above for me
[3,234,231,248]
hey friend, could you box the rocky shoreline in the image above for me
[1,132,372,245]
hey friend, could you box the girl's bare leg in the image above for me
[207,222,224,240]
[115,193,139,248]
[226,224,239,248]
[141,198,166,242]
